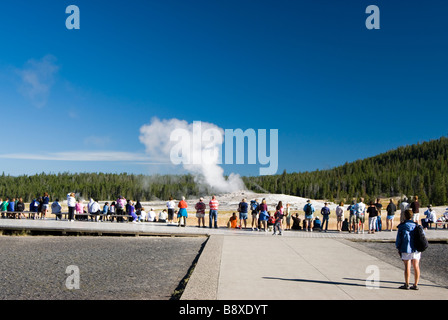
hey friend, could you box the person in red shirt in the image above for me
[209,195,219,228]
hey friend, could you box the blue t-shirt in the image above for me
[239,202,248,213]
[42,196,50,205]
[321,206,330,216]
[7,201,15,212]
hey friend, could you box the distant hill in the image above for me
[243,137,448,206]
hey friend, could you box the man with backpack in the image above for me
[303,200,315,232]
[250,199,260,231]
[320,202,331,232]
[347,200,357,233]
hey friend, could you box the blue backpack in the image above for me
[250,201,259,211]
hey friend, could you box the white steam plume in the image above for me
[139,118,245,193]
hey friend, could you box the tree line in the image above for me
[0,137,447,206]
[244,137,448,206]
[0,172,214,203]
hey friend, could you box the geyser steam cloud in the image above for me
[139,118,246,193]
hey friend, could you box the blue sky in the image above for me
[0,0,447,177]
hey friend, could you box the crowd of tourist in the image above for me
[1,193,447,234]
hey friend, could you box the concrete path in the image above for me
[219,236,446,300]
[1,219,447,300]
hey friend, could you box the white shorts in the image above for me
[401,252,421,261]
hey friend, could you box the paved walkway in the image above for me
[1,219,447,300]
[182,235,448,300]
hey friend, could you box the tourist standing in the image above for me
[336,201,344,232]
[195,197,206,228]
[347,200,357,233]
[284,203,292,230]
[116,196,126,223]
[178,196,188,227]
[41,192,50,219]
[367,201,378,234]
[238,199,249,229]
[167,197,176,224]
[273,207,284,236]
[303,200,315,232]
[396,210,421,290]
[355,198,366,234]
[209,195,219,228]
[258,198,269,232]
[320,202,330,232]
[67,192,76,222]
[386,199,397,231]
[250,199,260,231]
[374,198,383,231]
[410,196,420,225]
[400,198,410,223]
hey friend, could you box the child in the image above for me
[273,209,284,236]
[267,212,275,232]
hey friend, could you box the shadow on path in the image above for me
[263,276,445,290]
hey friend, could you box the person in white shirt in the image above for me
[139,207,147,222]
[423,205,437,230]
[400,198,410,223]
[147,208,157,222]
[355,198,366,234]
[166,197,176,224]
[52,199,62,221]
[67,192,76,221]
[88,198,101,222]
[159,209,168,222]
